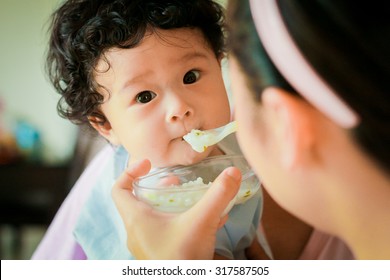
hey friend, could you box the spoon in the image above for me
[183,121,238,153]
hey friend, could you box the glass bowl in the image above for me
[133,155,261,213]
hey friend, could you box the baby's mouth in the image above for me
[182,127,200,141]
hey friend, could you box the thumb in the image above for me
[189,167,241,224]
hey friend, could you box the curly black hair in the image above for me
[46,0,225,127]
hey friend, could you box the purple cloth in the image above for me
[31,145,114,260]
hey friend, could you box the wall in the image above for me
[0,0,77,165]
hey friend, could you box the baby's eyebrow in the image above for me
[176,51,209,63]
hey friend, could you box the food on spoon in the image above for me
[183,129,216,152]
[183,121,238,152]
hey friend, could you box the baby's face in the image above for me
[93,28,230,167]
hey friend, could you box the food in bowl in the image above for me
[133,155,261,213]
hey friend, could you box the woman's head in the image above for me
[47,0,226,128]
[227,0,390,173]
[227,0,390,236]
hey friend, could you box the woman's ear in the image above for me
[88,116,120,146]
[261,87,316,170]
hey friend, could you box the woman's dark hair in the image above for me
[227,0,390,172]
[47,0,225,127]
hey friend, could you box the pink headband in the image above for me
[249,0,359,128]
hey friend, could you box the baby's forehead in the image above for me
[150,28,212,48]
[96,28,215,67]
[124,27,211,53]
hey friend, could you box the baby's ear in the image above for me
[88,116,120,145]
[261,87,316,170]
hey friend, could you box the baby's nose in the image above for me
[166,95,194,122]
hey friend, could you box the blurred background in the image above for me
[1,0,77,165]
[0,0,84,259]
[0,0,228,259]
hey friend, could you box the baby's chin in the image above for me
[160,152,207,168]
[147,143,223,168]
[151,149,208,168]
[172,145,222,167]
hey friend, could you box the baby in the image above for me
[34,0,263,259]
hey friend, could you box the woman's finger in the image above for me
[189,166,241,225]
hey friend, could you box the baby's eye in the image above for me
[136,91,157,104]
[183,70,200,84]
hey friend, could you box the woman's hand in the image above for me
[112,159,241,260]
